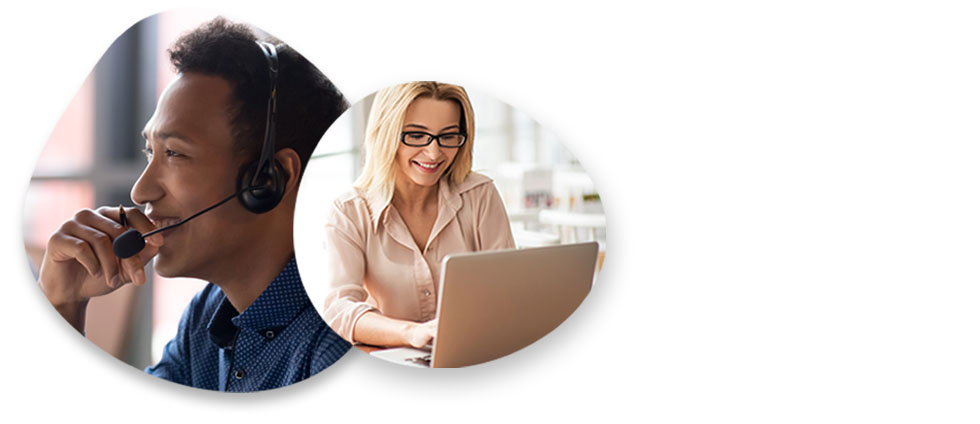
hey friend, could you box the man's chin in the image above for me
[151,255,183,278]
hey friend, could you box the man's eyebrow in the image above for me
[142,130,192,143]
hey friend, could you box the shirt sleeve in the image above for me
[308,323,353,375]
[322,199,378,343]
[476,181,517,251]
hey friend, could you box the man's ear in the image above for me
[274,148,303,196]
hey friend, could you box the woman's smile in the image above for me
[412,159,444,173]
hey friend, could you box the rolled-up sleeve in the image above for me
[322,200,378,343]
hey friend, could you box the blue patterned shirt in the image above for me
[145,257,350,391]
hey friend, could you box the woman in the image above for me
[323,81,515,348]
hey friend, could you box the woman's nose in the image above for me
[422,139,443,157]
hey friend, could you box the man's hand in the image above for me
[38,206,164,332]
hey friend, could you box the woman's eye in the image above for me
[165,149,182,158]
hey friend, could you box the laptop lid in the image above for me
[430,241,598,368]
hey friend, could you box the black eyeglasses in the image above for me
[401,131,467,148]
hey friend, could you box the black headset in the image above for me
[237,40,287,214]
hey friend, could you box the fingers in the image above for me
[423,319,438,333]
[95,206,164,286]
[70,221,123,287]
[50,215,122,288]
[47,232,102,279]
[119,208,162,285]
[95,206,163,246]
[422,320,438,346]
[72,207,157,287]
[77,208,138,286]
[408,320,438,348]
[76,208,127,237]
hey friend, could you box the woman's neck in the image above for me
[392,176,440,213]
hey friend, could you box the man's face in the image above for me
[132,72,254,279]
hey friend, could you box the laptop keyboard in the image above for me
[406,354,432,367]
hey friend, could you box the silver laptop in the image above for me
[369,241,598,368]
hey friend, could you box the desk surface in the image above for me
[354,344,382,354]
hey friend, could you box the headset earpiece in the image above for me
[239,40,285,214]
[238,158,287,213]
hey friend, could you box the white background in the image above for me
[4,1,980,422]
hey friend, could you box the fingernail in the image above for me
[110,274,122,288]
[136,268,146,285]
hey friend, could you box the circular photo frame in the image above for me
[296,81,607,368]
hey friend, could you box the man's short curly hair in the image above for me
[167,17,347,173]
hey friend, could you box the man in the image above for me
[37,17,350,391]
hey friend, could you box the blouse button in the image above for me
[423,289,431,296]
[264,330,276,340]
[234,369,246,380]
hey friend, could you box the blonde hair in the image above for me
[354,81,475,208]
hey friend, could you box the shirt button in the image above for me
[234,369,245,380]
[423,289,431,296]
[264,330,276,340]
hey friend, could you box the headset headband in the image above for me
[254,41,279,187]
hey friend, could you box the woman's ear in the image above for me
[274,148,303,195]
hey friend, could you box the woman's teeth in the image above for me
[415,161,439,169]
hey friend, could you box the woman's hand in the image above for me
[407,319,438,348]
[351,312,439,348]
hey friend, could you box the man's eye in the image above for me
[141,148,185,160]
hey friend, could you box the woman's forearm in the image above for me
[352,311,423,347]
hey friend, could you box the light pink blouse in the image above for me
[322,172,515,342]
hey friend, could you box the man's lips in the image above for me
[147,215,182,231]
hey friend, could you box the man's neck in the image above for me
[205,231,294,313]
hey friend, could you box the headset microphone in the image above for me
[112,185,262,259]
[111,230,146,260]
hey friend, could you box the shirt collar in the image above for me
[207,257,310,347]
[366,188,389,233]
[368,172,489,232]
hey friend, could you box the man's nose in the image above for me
[130,158,164,205]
